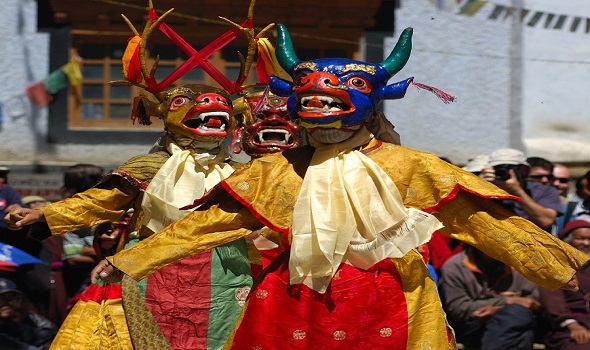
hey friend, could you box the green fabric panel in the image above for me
[124,238,148,298]
[207,238,252,350]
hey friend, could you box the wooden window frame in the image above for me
[67,46,254,132]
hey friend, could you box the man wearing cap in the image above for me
[0,167,22,231]
[539,220,590,349]
[479,148,562,232]
[0,277,57,349]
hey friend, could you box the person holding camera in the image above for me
[479,148,562,232]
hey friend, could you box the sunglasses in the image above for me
[528,174,555,182]
[554,177,571,184]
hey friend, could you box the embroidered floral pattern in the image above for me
[380,327,393,337]
[333,330,346,340]
[293,330,306,340]
[237,180,250,191]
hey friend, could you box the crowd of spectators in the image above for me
[429,149,590,350]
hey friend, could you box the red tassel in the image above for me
[411,81,457,104]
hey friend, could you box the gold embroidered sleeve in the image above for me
[108,191,262,281]
[369,144,513,208]
[41,178,137,235]
[435,191,589,290]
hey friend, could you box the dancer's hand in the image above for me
[563,274,579,292]
[4,208,45,230]
[96,223,121,250]
[91,259,123,284]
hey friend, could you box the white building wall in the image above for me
[389,0,590,165]
[520,0,590,162]
[0,0,152,169]
[0,0,50,162]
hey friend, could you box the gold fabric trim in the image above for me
[342,63,377,75]
[293,61,317,72]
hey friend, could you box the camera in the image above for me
[493,164,521,181]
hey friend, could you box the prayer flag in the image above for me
[25,81,53,106]
[3,95,27,119]
[43,69,68,94]
[60,57,83,86]
[459,0,487,16]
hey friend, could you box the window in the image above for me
[68,43,255,131]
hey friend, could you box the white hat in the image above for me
[462,155,490,173]
[21,195,48,206]
[487,148,530,167]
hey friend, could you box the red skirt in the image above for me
[231,251,411,349]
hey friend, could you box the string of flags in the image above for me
[458,0,590,34]
[0,56,83,130]
[25,56,83,106]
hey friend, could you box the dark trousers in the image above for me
[455,304,536,350]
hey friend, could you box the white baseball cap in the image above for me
[487,148,530,167]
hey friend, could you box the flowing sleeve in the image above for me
[108,190,262,281]
[41,175,138,235]
[434,190,589,291]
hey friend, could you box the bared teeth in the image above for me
[256,129,292,144]
[185,111,229,131]
[300,95,345,112]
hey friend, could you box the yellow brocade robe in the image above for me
[108,141,588,349]
[43,151,171,350]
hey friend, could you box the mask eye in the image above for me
[294,74,308,88]
[346,77,370,92]
[169,96,191,111]
[268,97,284,106]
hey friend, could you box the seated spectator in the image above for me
[553,164,574,204]
[439,245,540,350]
[0,167,22,232]
[555,171,590,235]
[428,231,464,277]
[479,149,562,232]
[554,167,588,234]
[526,157,575,236]
[573,171,590,203]
[19,196,68,328]
[539,219,590,350]
[0,277,56,350]
[527,156,556,186]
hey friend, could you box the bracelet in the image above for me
[560,319,578,328]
